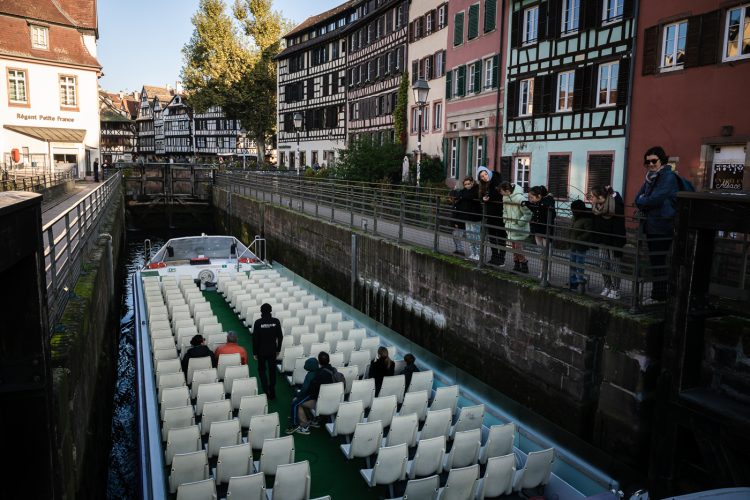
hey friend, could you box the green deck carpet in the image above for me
[204,290,381,500]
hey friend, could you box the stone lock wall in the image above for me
[214,186,663,473]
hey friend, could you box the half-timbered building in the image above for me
[406,0,449,159]
[502,0,636,198]
[275,1,357,169]
[99,92,135,163]
[163,94,192,157]
[195,105,247,157]
[135,85,174,158]
[444,0,504,186]
[346,0,410,144]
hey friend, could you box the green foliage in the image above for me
[333,137,405,183]
[410,155,446,184]
[393,72,409,148]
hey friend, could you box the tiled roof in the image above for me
[124,99,139,119]
[0,0,96,29]
[284,0,359,38]
[0,14,100,68]
[57,0,97,30]
[142,85,174,104]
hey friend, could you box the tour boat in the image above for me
[132,234,628,499]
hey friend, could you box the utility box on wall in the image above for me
[0,191,56,498]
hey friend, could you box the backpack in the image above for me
[331,368,346,384]
[674,172,696,192]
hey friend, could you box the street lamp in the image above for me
[293,112,303,176]
[412,79,430,188]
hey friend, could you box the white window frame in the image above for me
[514,157,531,190]
[468,63,476,93]
[434,102,442,130]
[476,136,484,169]
[556,70,575,112]
[411,107,419,133]
[438,5,446,29]
[452,70,460,96]
[426,12,434,34]
[602,0,624,23]
[8,69,28,103]
[523,6,539,45]
[450,138,459,178]
[422,106,430,132]
[723,4,750,62]
[483,57,494,88]
[596,61,618,107]
[561,0,580,35]
[519,78,534,116]
[59,75,77,108]
[31,25,49,49]
[435,51,444,77]
[661,20,688,71]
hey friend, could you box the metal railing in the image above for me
[215,172,750,312]
[43,172,122,330]
[1,170,74,192]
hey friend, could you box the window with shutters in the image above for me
[596,62,618,107]
[602,0,624,23]
[587,154,613,192]
[468,3,480,40]
[435,51,445,77]
[422,106,430,132]
[561,0,580,35]
[483,57,494,88]
[548,154,570,199]
[723,4,750,61]
[523,6,539,45]
[450,138,459,178]
[556,71,575,112]
[425,57,433,79]
[415,17,422,39]
[438,4,447,29]
[426,12,434,34]
[476,137,485,169]
[434,101,442,130]
[468,62,477,93]
[514,157,531,191]
[454,12,465,46]
[484,0,497,33]
[661,21,687,70]
[411,107,419,133]
[519,78,534,116]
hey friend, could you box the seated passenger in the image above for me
[288,351,336,435]
[402,353,420,392]
[181,334,217,373]
[369,346,395,396]
[215,331,249,365]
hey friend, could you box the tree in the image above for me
[393,72,409,148]
[333,137,405,183]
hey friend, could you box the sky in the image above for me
[97,0,341,93]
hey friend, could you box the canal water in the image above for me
[107,228,211,499]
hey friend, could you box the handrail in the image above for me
[0,170,73,192]
[43,173,122,331]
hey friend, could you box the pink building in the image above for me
[443,0,505,187]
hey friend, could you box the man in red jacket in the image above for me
[215,331,248,365]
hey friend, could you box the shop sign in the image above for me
[16,112,74,123]
[712,163,744,190]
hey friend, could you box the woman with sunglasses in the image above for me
[634,146,679,305]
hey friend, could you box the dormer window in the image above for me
[31,25,48,49]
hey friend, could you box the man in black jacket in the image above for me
[252,303,283,400]
[181,334,216,373]
[288,351,336,435]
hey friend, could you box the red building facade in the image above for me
[626,0,750,202]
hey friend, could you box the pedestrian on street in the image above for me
[93,159,99,182]
[252,303,283,400]
[634,146,680,305]
[589,185,626,300]
[476,166,507,266]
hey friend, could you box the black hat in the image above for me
[260,303,272,314]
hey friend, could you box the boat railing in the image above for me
[43,172,122,332]
[247,235,267,263]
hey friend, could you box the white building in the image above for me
[0,0,101,179]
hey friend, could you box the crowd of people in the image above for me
[450,146,682,303]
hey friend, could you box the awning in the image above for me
[4,125,86,143]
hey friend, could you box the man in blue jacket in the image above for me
[635,146,679,305]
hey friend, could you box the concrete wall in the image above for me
[50,191,124,499]
[213,186,662,471]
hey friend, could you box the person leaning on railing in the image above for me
[477,166,507,266]
[500,182,533,273]
[634,146,679,305]
[568,200,595,291]
[453,177,482,260]
[589,185,626,300]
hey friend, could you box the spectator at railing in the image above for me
[589,185,626,300]
[453,176,482,260]
[569,200,595,291]
[500,182,532,273]
[477,166,506,266]
[526,185,556,253]
[634,146,679,305]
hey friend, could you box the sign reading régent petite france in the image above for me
[16,112,75,123]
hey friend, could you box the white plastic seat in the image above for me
[309,341,329,359]
[418,408,452,441]
[323,330,343,352]
[379,375,406,404]
[316,306,333,317]
[192,368,219,399]
[171,303,190,320]
[338,365,358,394]
[200,399,232,435]
[207,333,228,352]
[407,370,434,394]
[169,319,193,337]
[231,377,259,410]
[303,315,322,330]
[313,322,332,340]
[160,386,191,419]
[383,413,418,448]
[214,442,253,486]
[334,339,356,364]
[151,319,171,332]
[152,327,174,340]
[158,371,186,395]
[247,412,280,451]
[307,299,323,310]
[208,418,242,457]
[195,381,225,415]
[437,464,479,500]
[253,435,295,476]
[312,382,345,422]
[394,475,439,500]
[513,448,555,492]
[299,333,318,357]
[165,425,201,465]
[348,350,371,378]
[430,385,459,416]
[224,365,251,393]
[337,320,354,335]
[169,450,209,494]
[156,358,182,377]
[266,460,310,500]
[290,325,309,345]
[276,336,294,361]
[399,390,429,421]
[227,473,267,500]
[340,420,384,461]
[407,436,445,479]
[349,378,375,409]
[199,317,220,335]
[359,337,380,360]
[162,405,195,441]
[217,352,242,380]
[476,454,515,499]
[176,325,199,342]
[149,311,169,324]
[325,399,364,440]
[288,357,307,386]
[324,312,343,326]
[328,352,345,368]
[187,356,213,384]
[281,316,300,335]
[443,428,481,469]
[480,422,516,464]
[192,301,212,317]
[278,346,304,373]
[360,443,408,492]
[239,394,269,428]
[202,323,223,336]
[449,404,485,439]
[365,394,397,429]
[176,478,216,500]
[154,347,179,361]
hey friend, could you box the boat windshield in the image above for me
[158,236,243,261]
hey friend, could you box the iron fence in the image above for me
[215,172,749,312]
[43,172,122,331]
[1,169,74,192]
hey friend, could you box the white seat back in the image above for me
[226,472,266,500]
[328,351,345,368]
[359,337,380,360]
[195,381,224,415]
[217,352,241,379]
[430,385,459,416]
[162,405,195,442]
[419,408,452,441]
[477,454,515,499]
[384,413,418,448]
[309,341,330,359]
[201,323,223,336]
[160,386,190,419]
[326,399,364,437]
[400,390,429,421]
[215,443,252,485]
[256,435,295,476]
[276,336,294,360]
[366,395,397,428]
[290,357,307,386]
[200,399,232,435]
[224,365,251,393]
[338,365,358,394]
[323,330,343,352]
[379,375,406,404]
[513,448,555,492]
[348,350,371,377]
[169,450,209,494]
[346,328,366,348]
[165,424,201,465]
[443,428,481,469]
[207,418,242,457]
[186,356,213,384]
[300,333,318,356]
[361,443,408,487]
[247,412,280,450]
[314,382,345,417]
[407,370,434,393]
[158,372,186,395]
[280,346,304,373]
[176,478,216,500]
[343,421,383,459]
[480,422,516,464]
[438,464,479,500]
[334,339,355,364]
[269,461,310,500]
[238,394,268,428]
[407,436,445,479]
[450,404,484,438]
[403,475,439,500]
[349,378,375,409]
